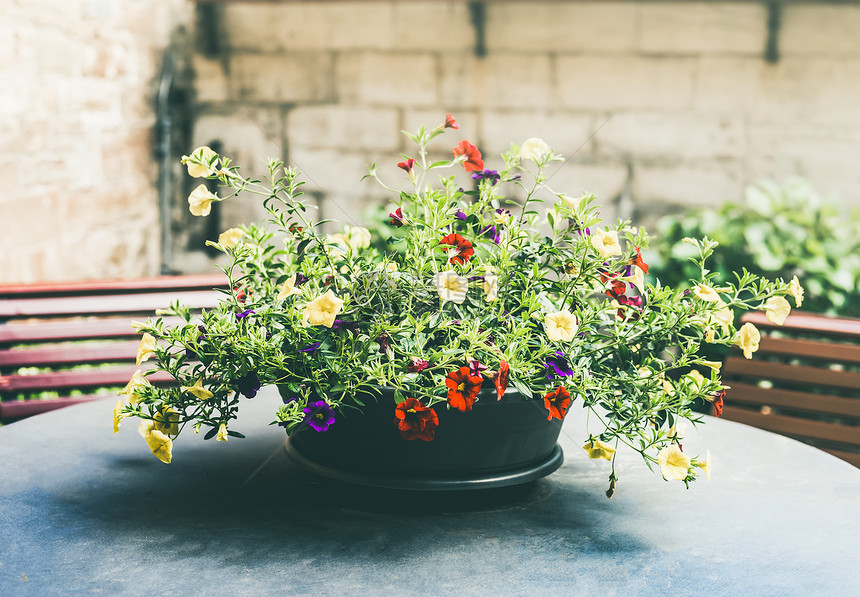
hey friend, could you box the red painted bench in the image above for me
[0,275,226,422]
[722,310,860,468]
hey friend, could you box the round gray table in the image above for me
[1,387,858,596]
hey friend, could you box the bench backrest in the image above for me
[0,275,226,422]
[722,310,860,468]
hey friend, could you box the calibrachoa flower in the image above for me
[591,228,622,259]
[388,207,406,227]
[138,420,173,464]
[789,275,804,307]
[582,439,616,461]
[545,351,575,380]
[631,246,649,274]
[136,333,157,366]
[407,356,429,373]
[544,386,572,421]
[303,290,344,327]
[216,423,229,442]
[277,273,303,300]
[763,296,791,325]
[713,391,725,417]
[188,184,218,217]
[693,284,722,303]
[657,445,691,481]
[433,270,469,304]
[181,378,213,401]
[235,308,255,320]
[299,342,321,353]
[181,146,217,178]
[397,158,415,173]
[444,113,458,129]
[439,233,474,265]
[471,169,500,185]
[520,137,550,162]
[445,366,483,412]
[452,140,484,172]
[237,371,260,399]
[120,369,149,405]
[218,227,245,248]
[735,322,761,359]
[394,398,439,441]
[492,360,510,400]
[303,400,336,432]
[545,309,577,342]
[693,451,712,482]
[482,272,499,301]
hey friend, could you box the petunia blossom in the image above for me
[713,391,725,417]
[138,420,173,464]
[631,246,650,274]
[693,450,712,482]
[433,270,469,304]
[482,272,499,301]
[545,309,577,342]
[582,439,616,461]
[545,351,575,380]
[493,360,510,401]
[216,423,228,442]
[218,227,245,248]
[388,207,406,227]
[303,400,336,432]
[153,407,180,436]
[407,356,430,373]
[113,400,124,434]
[180,146,218,178]
[657,445,691,481]
[520,137,550,162]
[763,296,791,325]
[237,370,261,399]
[188,184,219,217]
[735,322,761,359]
[445,366,483,412]
[693,284,722,303]
[591,228,622,259]
[452,140,484,172]
[544,386,572,420]
[120,369,149,405]
[303,289,344,327]
[789,275,804,308]
[393,398,439,441]
[397,158,415,173]
[136,333,157,366]
[181,378,213,401]
[439,233,474,265]
[471,169,500,185]
[277,273,303,301]
[444,113,458,129]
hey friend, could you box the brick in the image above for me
[638,2,767,55]
[556,56,696,111]
[288,148,379,198]
[336,53,438,107]
[231,53,334,103]
[781,5,860,56]
[595,112,745,161]
[441,53,552,109]
[392,3,473,51]
[192,55,229,103]
[480,111,593,157]
[633,162,745,208]
[225,2,395,51]
[485,2,638,53]
[286,106,399,152]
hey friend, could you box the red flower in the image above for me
[397,158,415,173]
[289,223,304,235]
[444,113,459,129]
[445,366,483,412]
[407,356,429,373]
[631,246,649,274]
[394,398,439,441]
[234,287,251,303]
[439,233,474,265]
[713,390,725,417]
[544,386,572,421]
[388,207,406,228]
[493,360,510,401]
[452,140,484,172]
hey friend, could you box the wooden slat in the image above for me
[0,290,221,318]
[0,316,187,344]
[821,448,860,469]
[757,336,860,365]
[721,406,860,447]
[0,341,141,368]
[742,311,860,339]
[0,395,107,420]
[724,357,860,391]
[725,382,860,418]
[0,366,175,392]
[0,274,226,298]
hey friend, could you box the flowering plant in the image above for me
[116,115,801,495]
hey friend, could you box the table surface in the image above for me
[1,387,859,597]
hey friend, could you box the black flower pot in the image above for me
[285,387,564,490]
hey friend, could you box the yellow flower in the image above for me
[704,327,716,343]
[694,450,712,482]
[735,322,761,359]
[657,445,691,481]
[218,227,245,248]
[120,369,149,404]
[623,266,645,294]
[302,289,344,327]
[113,400,124,434]
[180,378,213,401]
[433,271,468,304]
[380,262,398,273]
[216,423,229,442]
[701,360,722,372]
[135,333,157,366]
[582,439,616,461]
[277,273,303,301]
[331,226,371,252]
[153,407,180,437]
[545,309,577,342]
[483,273,499,302]
[693,284,722,302]
[188,184,219,217]
[138,420,173,464]
[520,137,550,161]
[684,370,707,391]
[590,228,622,259]
[789,275,804,308]
[711,303,734,330]
[180,146,217,178]
[763,296,791,325]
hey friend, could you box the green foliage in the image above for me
[650,179,860,316]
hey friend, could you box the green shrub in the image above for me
[650,179,860,317]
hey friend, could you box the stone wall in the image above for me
[0,0,190,283]
[186,0,860,264]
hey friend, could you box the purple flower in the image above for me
[545,351,575,380]
[299,342,321,353]
[468,359,488,377]
[294,273,309,287]
[455,210,467,221]
[235,308,255,321]
[237,371,260,399]
[375,333,391,354]
[303,400,336,432]
[471,169,500,185]
[480,224,501,244]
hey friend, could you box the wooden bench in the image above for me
[722,310,860,468]
[0,275,226,423]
